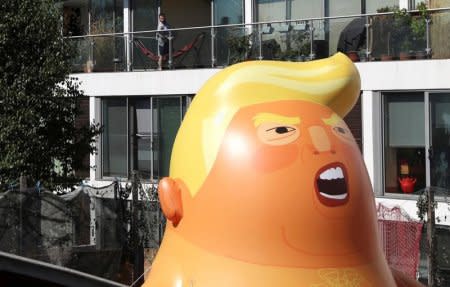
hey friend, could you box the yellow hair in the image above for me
[253,113,301,127]
[322,113,342,126]
[170,53,360,196]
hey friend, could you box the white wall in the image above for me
[74,68,220,96]
[356,59,450,91]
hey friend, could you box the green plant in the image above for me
[377,3,422,55]
[227,32,253,64]
[376,6,393,13]
[0,0,102,190]
[90,17,115,70]
[417,188,450,286]
[411,2,428,49]
[279,30,310,61]
[299,41,311,56]
[392,7,413,53]
[372,6,396,57]
[417,189,437,221]
[389,3,429,54]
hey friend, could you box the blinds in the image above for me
[388,101,425,147]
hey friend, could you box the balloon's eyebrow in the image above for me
[322,113,341,126]
[253,113,301,127]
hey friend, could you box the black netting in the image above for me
[0,176,163,286]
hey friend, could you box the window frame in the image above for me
[378,90,450,200]
[96,95,191,182]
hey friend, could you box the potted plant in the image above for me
[392,7,413,59]
[280,29,311,61]
[372,6,395,60]
[226,32,253,64]
[410,2,428,58]
[383,3,429,60]
[373,5,426,60]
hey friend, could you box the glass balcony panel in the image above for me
[332,16,367,62]
[217,24,254,66]
[133,27,211,70]
[310,19,330,60]
[370,9,430,61]
[133,31,159,70]
[67,7,450,72]
[214,25,233,66]
[92,35,125,72]
[69,37,92,73]
[261,21,310,61]
[369,13,394,60]
[430,9,450,60]
[174,28,211,69]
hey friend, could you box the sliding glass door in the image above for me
[101,96,190,181]
[382,92,450,196]
[429,93,450,193]
[383,93,426,194]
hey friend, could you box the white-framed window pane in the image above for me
[134,99,151,178]
[102,98,127,177]
[429,93,450,193]
[383,93,426,194]
[366,0,398,14]
[214,0,243,24]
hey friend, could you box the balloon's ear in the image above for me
[158,177,183,226]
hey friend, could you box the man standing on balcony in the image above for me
[157,13,171,70]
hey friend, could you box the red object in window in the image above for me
[398,177,416,193]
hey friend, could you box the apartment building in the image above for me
[63,0,450,279]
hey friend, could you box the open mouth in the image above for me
[315,163,349,207]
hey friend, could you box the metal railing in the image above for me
[67,7,450,73]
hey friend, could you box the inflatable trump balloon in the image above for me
[143,53,423,287]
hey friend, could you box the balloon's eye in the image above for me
[257,123,299,145]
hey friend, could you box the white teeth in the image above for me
[319,167,344,180]
[319,192,348,200]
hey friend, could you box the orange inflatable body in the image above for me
[143,53,423,287]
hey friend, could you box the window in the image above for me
[365,0,398,14]
[383,93,426,194]
[63,0,89,36]
[429,93,450,192]
[102,98,127,177]
[100,96,191,180]
[382,92,450,196]
[256,0,324,22]
[214,0,243,25]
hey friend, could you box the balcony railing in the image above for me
[67,7,450,73]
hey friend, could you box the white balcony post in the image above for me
[124,0,131,72]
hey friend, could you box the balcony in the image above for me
[67,7,450,73]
